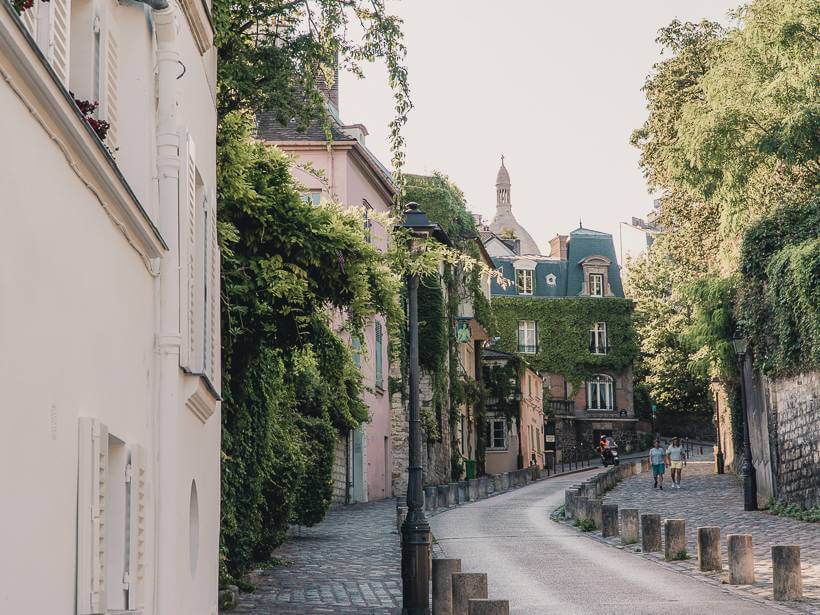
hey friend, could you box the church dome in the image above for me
[488,156,540,255]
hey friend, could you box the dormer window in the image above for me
[579,255,612,297]
[516,269,533,295]
[589,273,604,297]
[513,258,536,295]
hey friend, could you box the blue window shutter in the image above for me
[375,322,383,388]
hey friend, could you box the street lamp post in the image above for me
[400,202,449,614]
[732,336,757,511]
[711,378,724,475]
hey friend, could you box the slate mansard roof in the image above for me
[489,227,624,298]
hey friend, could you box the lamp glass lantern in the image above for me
[732,336,748,357]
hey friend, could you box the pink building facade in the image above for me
[258,95,396,504]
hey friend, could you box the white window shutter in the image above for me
[101,19,119,154]
[46,0,70,86]
[179,131,197,371]
[205,194,220,382]
[126,445,146,610]
[77,418,108,615]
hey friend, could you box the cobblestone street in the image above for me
[233,499,401,614]
[601,461,820,613]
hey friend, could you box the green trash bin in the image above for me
[465,459,477,479]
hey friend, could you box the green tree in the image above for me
[214,0,411,182]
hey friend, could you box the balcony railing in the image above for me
[546,399,575,416]
[518,344,538,354]
[589,344,611,355]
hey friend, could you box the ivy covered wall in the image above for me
[491,297,638,385]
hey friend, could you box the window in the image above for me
[516,269,533,295]
[589,322,608,354]
[301,190,322,206]
[589,273,604,297]
[517,320,537,354]
[375,321,384,390]
[587,374,614,410]
[486,418,507,450]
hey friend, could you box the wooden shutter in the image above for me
[47,0,70,85]
[375,321,383,388]
[102,19,119,154]
[205,193,220,382]
[179,132,197,371]
[77,418,108,615]
[126,445,146,610]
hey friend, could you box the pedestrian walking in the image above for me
[649,439,666,490]
[666,437,687,489]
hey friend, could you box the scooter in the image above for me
[600,445,620,466]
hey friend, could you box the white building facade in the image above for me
[0,0,220,612]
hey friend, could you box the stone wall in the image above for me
[391,367,453,499]
[331,435,348,508]
[767,371,820,508]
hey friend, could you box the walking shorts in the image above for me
[652,463,665,476]
[670,460,683,470]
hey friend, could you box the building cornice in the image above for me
[264,139,397,204]
[0,2,167,263]
[178,0,214,54]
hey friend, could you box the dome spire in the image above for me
[496,155,511,208]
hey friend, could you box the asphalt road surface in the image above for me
[429,468,777,615]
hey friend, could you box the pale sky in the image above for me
[340,0,740,256]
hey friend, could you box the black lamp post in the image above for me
[400,202,449,614]
[711,377,725,475]
[732,336,757,511]
[512,383,524,469]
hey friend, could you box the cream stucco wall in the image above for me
[0,0,219,612]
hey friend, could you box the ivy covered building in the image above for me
[480,158,640,454]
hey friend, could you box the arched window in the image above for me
[587,374,614,410]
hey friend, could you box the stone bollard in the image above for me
[641,513,662,553]
[588,499,603,529]
[494,474,504,494]
[772,545,802,601]
[457,481,468,505]
[664,519,686,560]
[452,572,488,615]
[479,477,488,498]
[397,505,408,531]
[602,504,619,538]
[501,473,510,491]
[620,508,640,545]
[565,489,578,520]
[432,558,461,615]
[575,496,589,521]
[438,484,451,507]
[424,487,438,512]
[697,527,722,571]
[727,534,754,585]
[468,599,510,615]
[448,483,458,506]
[468,479,479,502]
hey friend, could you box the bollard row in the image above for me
[432,559,510,615]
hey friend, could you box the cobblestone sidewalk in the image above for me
[232,499,401,614]
[602,461,820,614]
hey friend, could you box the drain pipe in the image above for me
[151,4,181,615]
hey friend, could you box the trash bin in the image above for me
[465,459,477,480]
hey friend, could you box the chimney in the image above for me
[316,58,340,113]
[548,235,568,260]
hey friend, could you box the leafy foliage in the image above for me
[213,0,411,189]
[491,297,638,385]
[738,200,820,375]
[218,113,400,578]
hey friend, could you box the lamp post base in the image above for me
[715,450,724,475]
[401,510,431,614]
